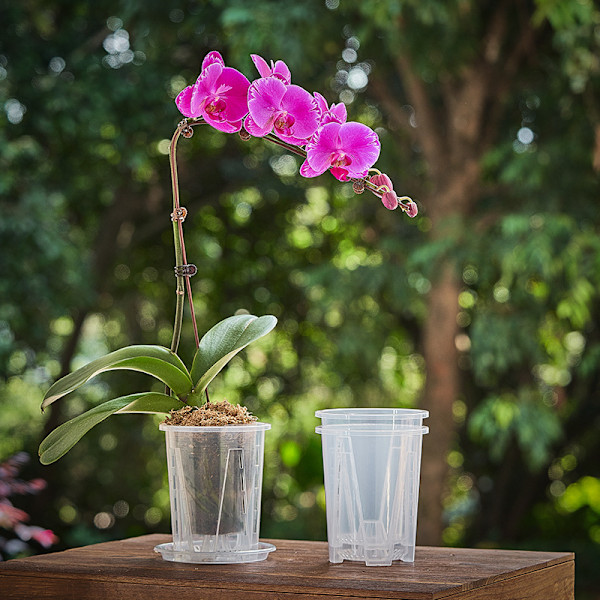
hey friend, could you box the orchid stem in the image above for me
[168,120,202,359]
[264,133,307,158]
[169,128,186,356]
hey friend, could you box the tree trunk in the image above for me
[387,4,530,543]
[417,260,461,544]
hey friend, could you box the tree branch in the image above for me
[480,2,539,150]
[369,76,418,140]
[394,54,447,180]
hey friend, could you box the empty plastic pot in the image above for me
[316,408,428,566]
[155,423,275,564]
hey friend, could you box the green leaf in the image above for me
[190,315,277,398]
[41,346,193,410]
[39,392,180,465]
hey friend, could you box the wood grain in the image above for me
[0,535,574,600]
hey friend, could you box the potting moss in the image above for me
[163,400,258,426]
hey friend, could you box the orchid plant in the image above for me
[38,51,416,466]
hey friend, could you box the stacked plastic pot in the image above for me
[316,408,429,566]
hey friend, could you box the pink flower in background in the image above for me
[245,77,319,144]
[301,121,380,181]
[30,527,60,549]
[251,54,291,84]
[314,92,347,127]
[175,51,250,133]
[0,453,58,558]
[0,503,29,528]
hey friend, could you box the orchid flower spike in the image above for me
[251,54,291,85]
[175,51,250,133]
[369,172,418,216]
[301,121,381,181]
[245,77,319,144]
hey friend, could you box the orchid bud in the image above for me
[405,200,418,218]
[381,191,399,210]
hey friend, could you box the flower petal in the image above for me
[191,62,223,114]
[300,159,327,178]
[280,85,319,140]
[313,92,328,115]
[331,102,347,124]
[203,116,243,133]
[202,51,224,71]
[243,114,273,137]
[306,122,342,173]
[251,54,272,79]
[339,122,380,177]
[218,67,250,121]
[272,60,291,84]
[248,77,287,128]
[175,85,195,117]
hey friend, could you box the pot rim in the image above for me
[315,408,429,419]
[159,422,271,432]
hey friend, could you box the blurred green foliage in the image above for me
[0,0,599,596]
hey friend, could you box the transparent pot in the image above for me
[155,422,275,564]
[316,409,428,566]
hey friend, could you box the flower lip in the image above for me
[302,121,380,181]
[274,111,295,135]
[331,151,351,168]
[204,96,227,119]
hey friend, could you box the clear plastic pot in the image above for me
[154,422,274,564]
[316,409,428,566]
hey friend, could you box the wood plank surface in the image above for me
[0,534,574,600]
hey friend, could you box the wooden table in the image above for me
[0,534,574,599]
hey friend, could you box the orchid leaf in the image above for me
[39,392,180,465]
[41,346,193,410]
[190,315,277,399]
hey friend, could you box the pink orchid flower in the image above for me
[301,121,380,181]
[370,172,418,216]
[314,92,347,127]
[251,54,291,84]
[175,51,250,133]
[245,77,319,144]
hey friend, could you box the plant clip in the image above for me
[170,207,188,222]
[174,264,198,277]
